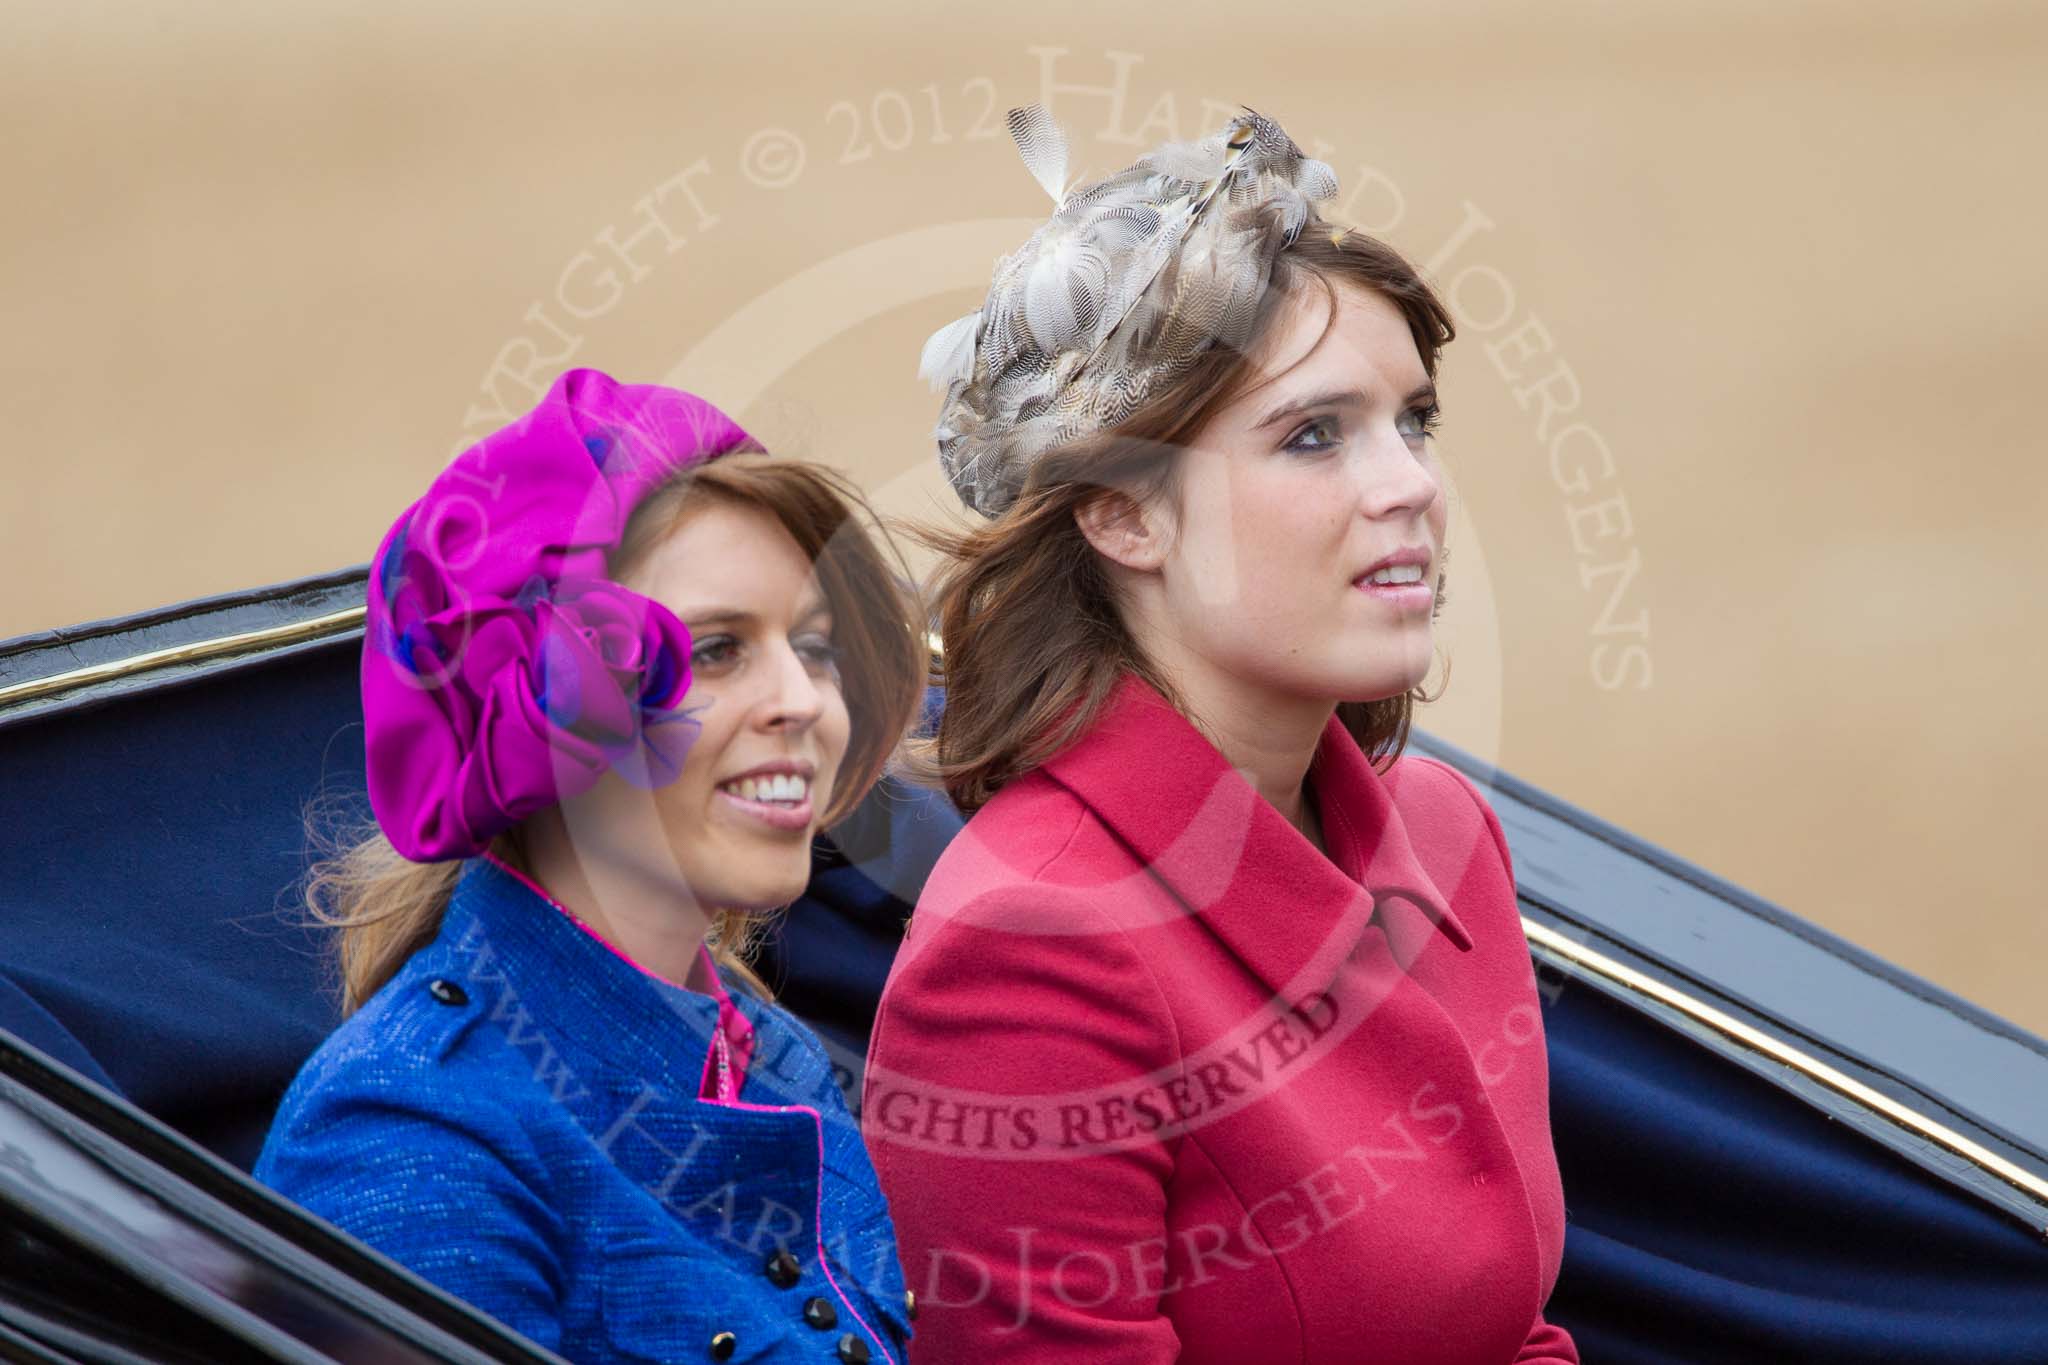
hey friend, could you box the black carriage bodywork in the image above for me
[2,570,2045,1363]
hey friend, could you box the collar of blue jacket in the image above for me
[255,854,915,1364]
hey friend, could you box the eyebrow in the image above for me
[1250,382,1438,432]
[682,599,833,629]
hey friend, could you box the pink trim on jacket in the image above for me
[479,849,755,1092]
[477,852,884,1355]
[704,1088,900,1365]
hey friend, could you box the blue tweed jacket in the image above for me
[255,857,915,1364]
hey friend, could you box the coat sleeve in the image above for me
[255,1072,567,1352]
[863,884,1183,1364]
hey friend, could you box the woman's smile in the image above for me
[712,760,819,833]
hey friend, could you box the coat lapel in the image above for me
[1042,674,1470,999]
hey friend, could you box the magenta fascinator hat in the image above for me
[363,367,760,861]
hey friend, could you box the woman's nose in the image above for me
[756,640,825,732]
[1357,430,1443,518]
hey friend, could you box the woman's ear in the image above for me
[1074,488,1168,574]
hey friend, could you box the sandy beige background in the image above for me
[6,2,2043,1034]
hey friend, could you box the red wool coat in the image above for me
[862,675,1577,1363]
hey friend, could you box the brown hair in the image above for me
[910,225,1456,815]
[308,453,926,1014]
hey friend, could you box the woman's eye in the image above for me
[690,635,740,668]
[1398,404,1444,443]
[1283,415,1343,454]
[796,635,842,672]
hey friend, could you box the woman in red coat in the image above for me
[861,106,1579,1362]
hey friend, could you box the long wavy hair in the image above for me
[305,454,926,1014]
[907,225,1456,815]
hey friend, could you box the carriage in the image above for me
[4,568,2046,1363]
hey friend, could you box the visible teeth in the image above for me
[722,773,808,804]
[1366,563,1425,585]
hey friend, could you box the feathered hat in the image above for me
[919,103,1339,517]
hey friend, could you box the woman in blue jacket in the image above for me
[256,368,925,1364]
